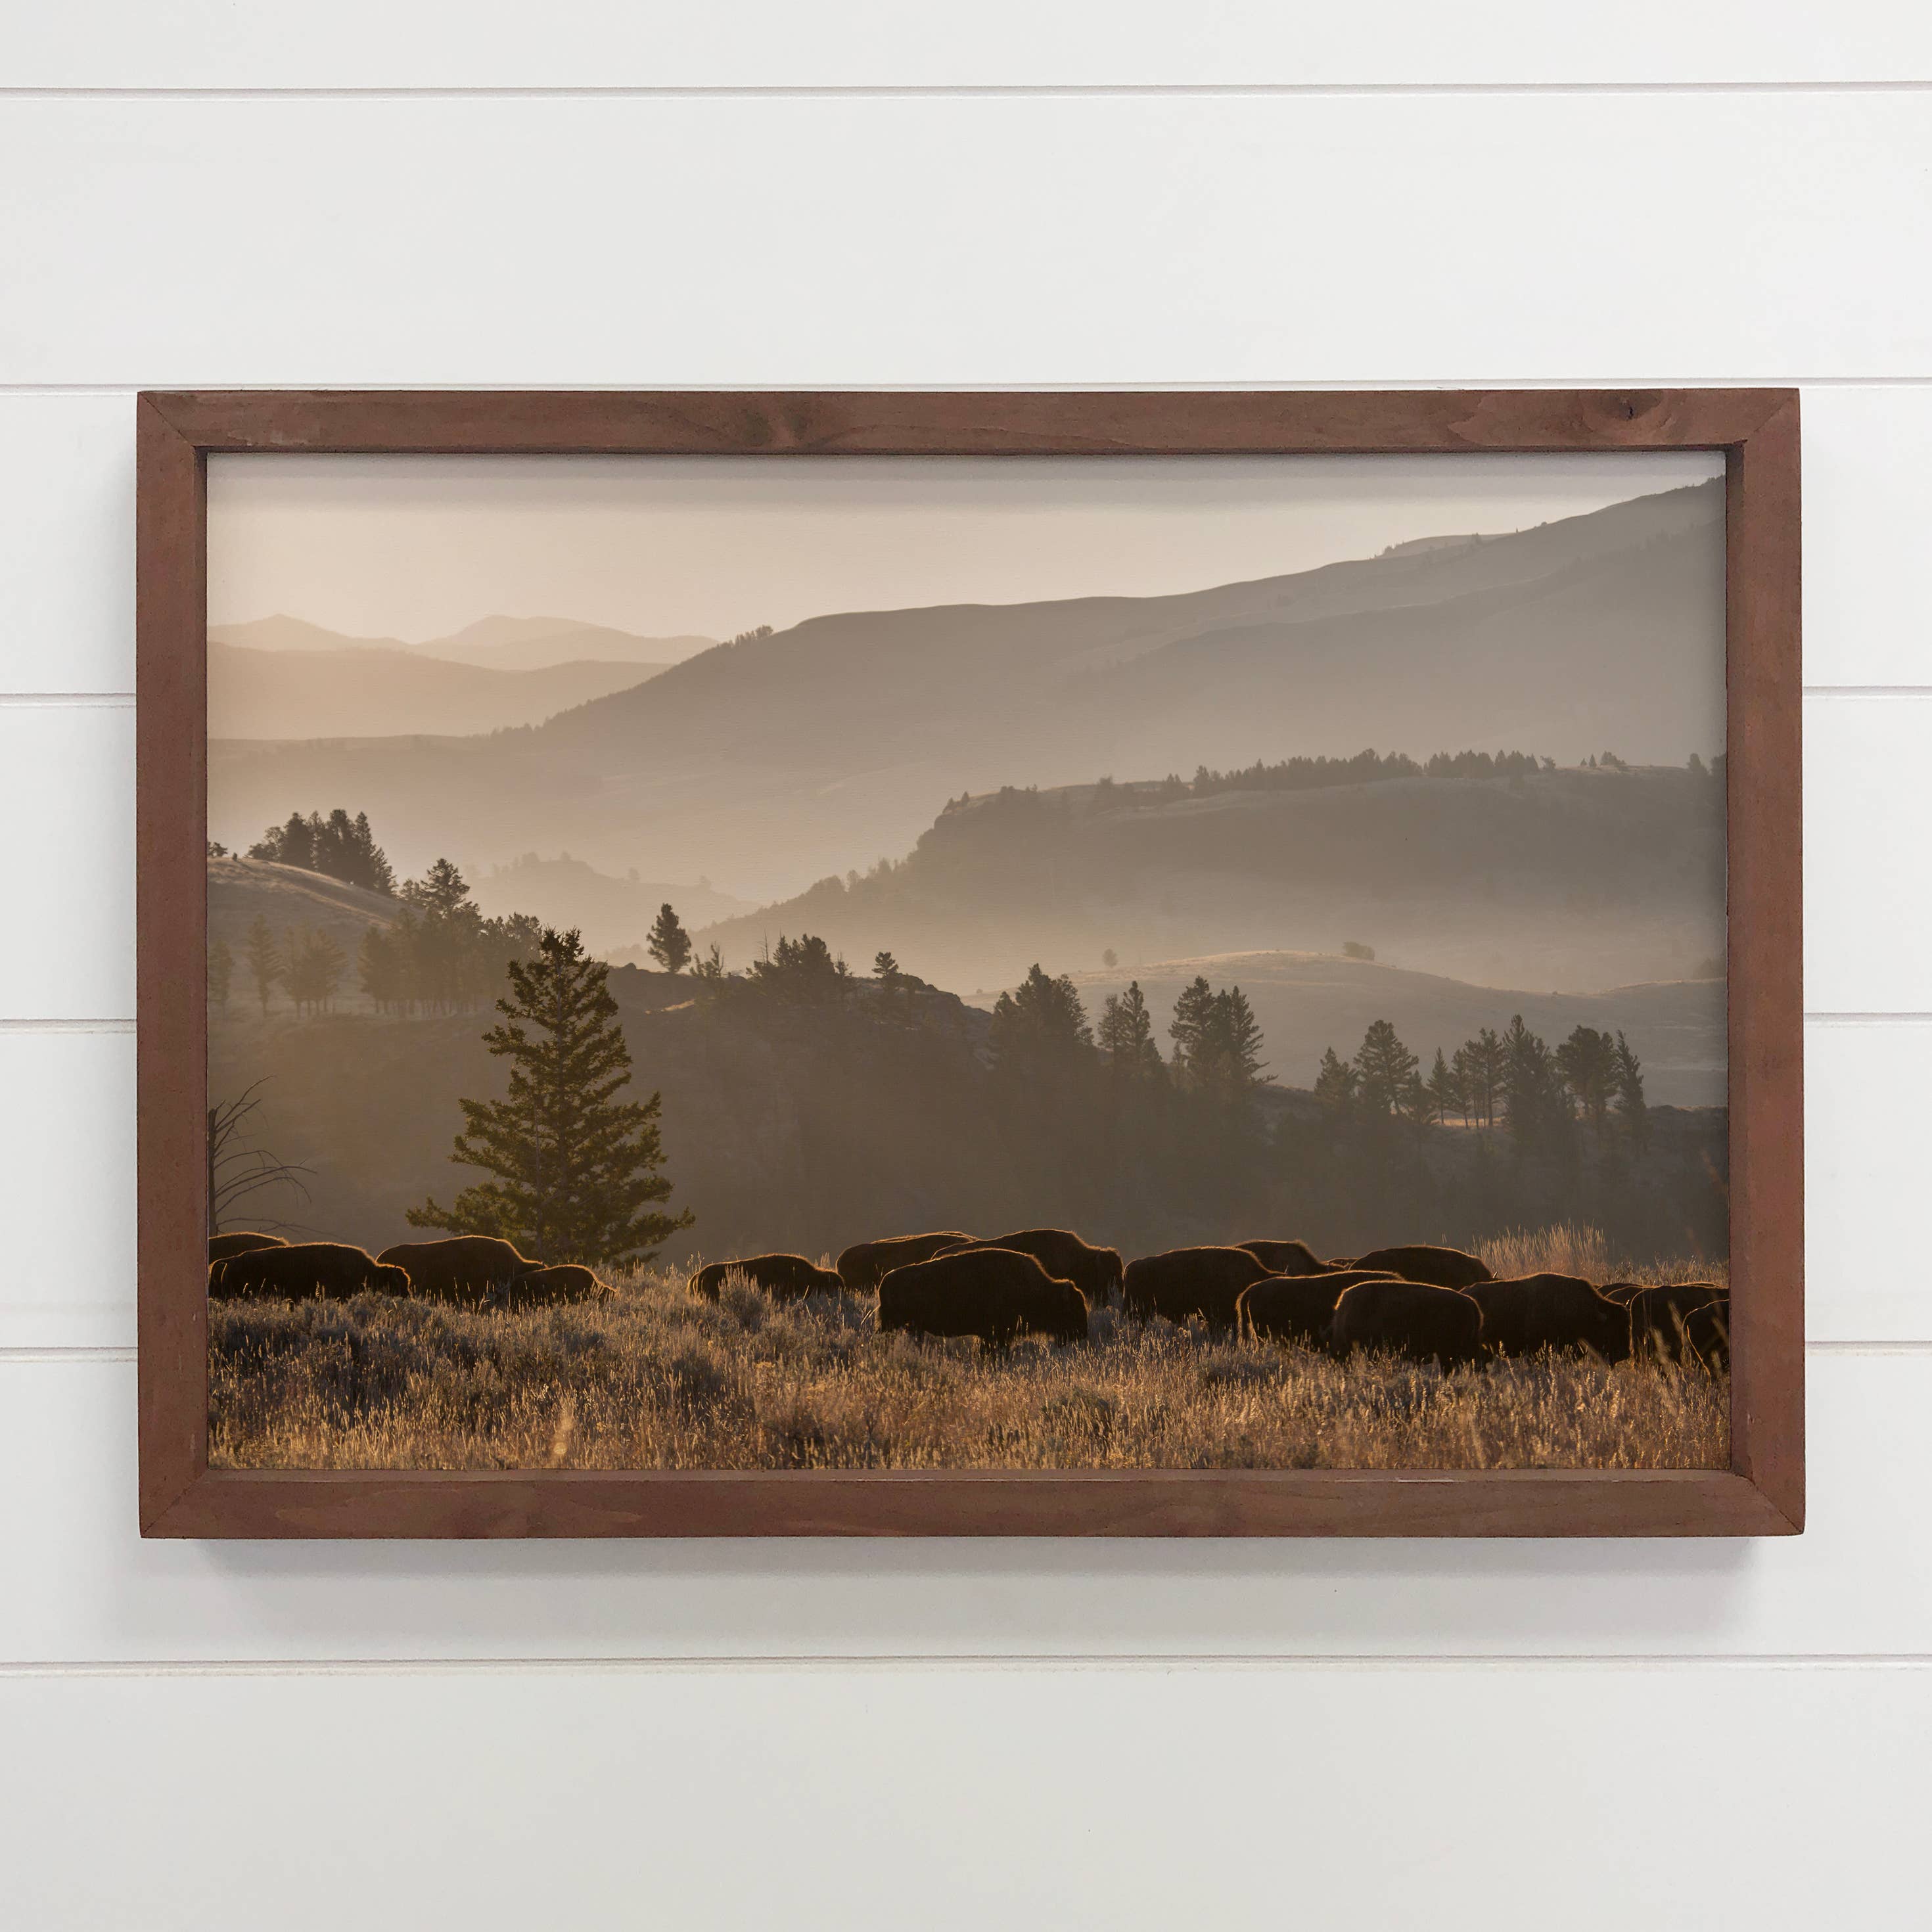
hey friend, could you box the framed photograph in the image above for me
[137,388,1802,1537]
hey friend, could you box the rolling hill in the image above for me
[207,482,1724,902]
[693,761,1726,996]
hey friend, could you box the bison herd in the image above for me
[205,1231,608,1308]
[204,1224,1730,1371]
[687,1231,1732,1371]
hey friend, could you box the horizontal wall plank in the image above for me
[4,1662,1927,1932]
[0,383,1923,696]
[0,1013,1918,1348]
[0,1032,134,1352]
[1802,386,1932,688]
[7,3,1931,91]
[0,395,133,695]
[0,1349,1925,1661]
[2,95,1930,386]
[1803,697,1932,1013]
[0,706,132,1017]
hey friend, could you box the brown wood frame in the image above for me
[137,388,1803,1538]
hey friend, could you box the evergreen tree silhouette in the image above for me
[1556,1024,1619,1138]
[401,856,471,918]
[647,903,693,974]
[1352,1019,1419,1117]
[243,915,280,1016]
[1613,1030,1651,1155]
[407,927,693,1266]
[1167,975,1216,1076]
[1096,980,1163,1078]
[990,964,1093,1066]
[1313,1046,1358,1118]
[208,937,233,1017]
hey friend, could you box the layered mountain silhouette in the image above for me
[208,481,1724,914]
[208,639,670,739]
[694,761,1726,996]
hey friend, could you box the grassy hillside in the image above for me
[210,1249,1728,1473]
[696,761,1726,996]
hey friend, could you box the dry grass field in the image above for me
[210,1224,1729,1472]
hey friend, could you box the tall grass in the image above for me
[1477,1222,1728,1290]
[211,1258,1728,1473]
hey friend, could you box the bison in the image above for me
[490,1263,609,1308]
[1122,1245,1270,1329]
[1627,1285,1731,1368]
[1350,1243,1494,1291]
[375,1236,542,1301]
[877,1247,1088,1348]
[934,1230,1122,1309]
[1236,1268,1400,1347]
[836,1231,972,1293]
[1235,1238,1326,1277]
[1329,1279,1484,1368]
[688,1253,844,1302]
[209,1241,410,1302]
[1463,1274,1630,1360]
[208,1231,287,1264]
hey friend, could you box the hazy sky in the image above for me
[207,449,1724,644]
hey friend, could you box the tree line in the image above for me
[1312,1015,1648,1153]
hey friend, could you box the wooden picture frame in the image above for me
[137,388,1803,1538]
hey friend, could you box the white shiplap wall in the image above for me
[3,13,1929,1925]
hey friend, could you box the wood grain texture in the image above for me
[135,388,1804,1538]
[135,398,208,1535]
[1725,398,1806,1531]
[146,386,1793,457]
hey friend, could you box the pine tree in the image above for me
[647,903,693,974]
[1424,1046,1460,1124]
[359,925,407,1014]
[1353,1019,1419,1117]
[748,934,850,1003]
[407,927,693,1266]
[1206,986,1268,1093]
[1457,1027,1507,1129]
[1168,975,1216,1076]
[1313,1047,1358,1118]
[283,927,346,1017]
[1556,1024,1619,1137]
[1613,1030,1651,1155]
[1502,1014,1567,1148]
[208,938,233,1016]
[402,856,471,918]
[1096,980,1163,1078]
[244,915,280,1016]
[990,964,1093,1065]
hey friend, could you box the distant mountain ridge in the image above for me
[209,639,668,739]
[208,482,1724,904]
[209,612,714,670]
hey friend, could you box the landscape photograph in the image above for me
[201,449,1734,1473]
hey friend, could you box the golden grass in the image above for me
[211,1255,1728,1473]
[1477,1222,1728,1291]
